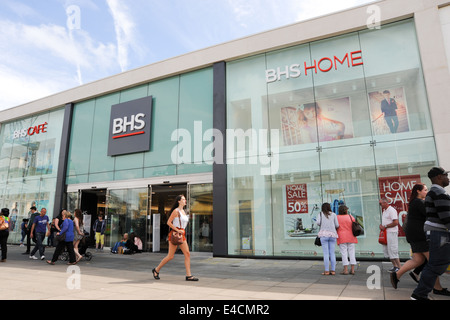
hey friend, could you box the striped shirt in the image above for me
[424,184,450,232]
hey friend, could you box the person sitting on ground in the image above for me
[111,233,128,254]
[133,233,143,253]
[123,232,142,254]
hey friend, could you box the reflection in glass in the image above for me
[0,108,64,244]
[189,183,213,252]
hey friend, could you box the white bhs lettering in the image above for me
[113,113,145,134]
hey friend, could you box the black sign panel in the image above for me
[107,96,153,156]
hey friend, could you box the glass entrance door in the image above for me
[79,189,107,247]
[149,184,187,252]
[108,188,148,250]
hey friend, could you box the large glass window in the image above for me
[359,21,433,141]
[188,183,213,252]
[226,155,273,256]
[226,19,438,258]
[144,77,180,170]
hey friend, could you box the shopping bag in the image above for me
[378,229,387,245]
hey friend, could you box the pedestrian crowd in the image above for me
[13,207,86,265]
[0,167,449,299]
[312,166,450,300]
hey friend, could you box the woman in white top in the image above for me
[317,202,339,275]
[152,195,198,281]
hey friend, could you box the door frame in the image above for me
[71,188,108,246]
[66,172,212,193]
[149,183,189,252]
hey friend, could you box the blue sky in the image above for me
[0,0,375,111]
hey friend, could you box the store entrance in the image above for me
[80,189,107,247]
[149,184,187,252]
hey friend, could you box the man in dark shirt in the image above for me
[22,206,38,254]
[411,166,450,300]
[29,208,51,260]
[380,90,399,133]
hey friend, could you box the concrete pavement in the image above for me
[1,244,449,301]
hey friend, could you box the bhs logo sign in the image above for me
[108,96,153,156]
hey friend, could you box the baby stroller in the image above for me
[60,237,92,262]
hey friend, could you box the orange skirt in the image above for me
[168,228,186,243]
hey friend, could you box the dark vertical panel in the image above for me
[213,61,228,257]
[53,103,74,218]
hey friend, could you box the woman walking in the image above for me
[47,210,76,265]
[152,195,198,281]
[317,203,339,275]
[336,205,358,275]
[73,209,84,263]
[390,183,448,294]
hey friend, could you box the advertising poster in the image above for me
[285,184,308,215]
[378,174,421,237]
[281,97,354,146]
[283,179,365,239]
[369,86,410,135]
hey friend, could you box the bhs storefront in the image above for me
[222,19,438,259]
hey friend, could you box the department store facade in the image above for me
[1,0,450,259]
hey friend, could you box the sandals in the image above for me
[186,275,199,281]
[152,268,160,280]
[321,271,335,275]
[152,268,198,281]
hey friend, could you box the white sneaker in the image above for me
[40,256,45,260]
[29,255,37,260]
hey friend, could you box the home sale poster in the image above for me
[378,174,421,237]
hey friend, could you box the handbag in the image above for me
[170,230,184,246]
[169,209,184,246]
[56,232,66,242]
[314,212,322,246]
[350,215,362,236]
[314,236,322,246]
[378,229,387,245]
[0,217,8,230]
